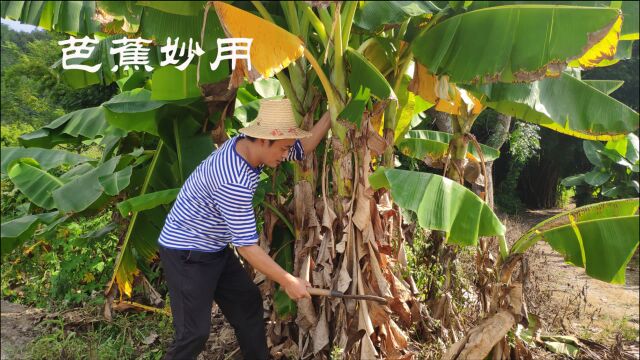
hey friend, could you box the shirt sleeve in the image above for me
[212,182,259,247]
[285,139,305,161]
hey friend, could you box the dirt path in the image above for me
[502,209,640,355]
[0,300,45,359]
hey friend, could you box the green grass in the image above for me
[7,310,174,360]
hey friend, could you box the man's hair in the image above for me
[245,135,276,145]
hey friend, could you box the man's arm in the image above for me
[236,245,311,300]
[300,110,331,153]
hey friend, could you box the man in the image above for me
[157,98,331,360]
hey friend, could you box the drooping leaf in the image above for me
[151,65,202,100]
[354,1,436,31]
[1,147,91,175]
[213,1,305,79]
[103,89,167,136]
[510,198,639,284]
[346,48,395,100]
[8,158,65,210]
[369,168,505,246]
[52,156,121,213]
[584,169,612,186]
[412,5,623,84]
[582,80,624,95]
[253,78,284,99]
[116,188,180,216]
[467,73,639,141]
[618,0,639,40]
[1,212,61,257]
[19,106,116,148]
[137,1,205,17]
[409,64,483,116]
[139,5,223,48]
[2,1,101,36]
[338,86,370,129]
[99,166,133,196]
[398,130,501,163]
[96,1,143,32]
[108,141,180,297]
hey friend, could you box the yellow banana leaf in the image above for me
[213,1,305,81]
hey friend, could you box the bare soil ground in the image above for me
[1,301,45,359]
[501,209,640,358]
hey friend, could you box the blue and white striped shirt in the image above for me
[158,134,304,252]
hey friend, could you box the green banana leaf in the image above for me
[510,198,639,284]
[102,89,168,136]
[139,5,223,48]
[8,158,65,210]
[108,141,179,297]
[466,73,639,141]
[369,167,505,246]
[116,188,180,216]
[354,1,436,32]
[52,156,121,213]
[99,166,133,196]
[1,147,91,175]
[398,130,501,163]
[412,5,622,84]
[582,80,624,95]
[345,48,395,100]
[271,223,297,319]
[96,1,143,32]
[18,106,121,148]
[394,80,434,142]
[618,0,638,40]
[1,211,61,257]
[605,133,639,165]
[467,1,636,40]
[1,1,101,36]
[136,1,205,17]
[338,86,370,128]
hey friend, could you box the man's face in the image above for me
[260,138,296,168]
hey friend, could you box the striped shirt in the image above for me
[158,134,304,252]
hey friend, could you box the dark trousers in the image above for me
[159,245,268,360]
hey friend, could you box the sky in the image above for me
[1,18,42,33]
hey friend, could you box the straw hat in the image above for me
[239,98,312,140]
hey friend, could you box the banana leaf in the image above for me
[412,5,622,84]
[52,156,121,213]
[8,158,65,210]
[271,224,297,319]
[136,1,205,17]
[19,106,118,148]
[467,73,639,141]
[1,211,61,257]
[582,80,624,95]
[510,198,639,284]
[1,147,91,175]
[102,89,169,136]
[370,167,505,246]
[354,1,436,32]
[1,1,101,36]
[345,48,395,100]
[213,1,305,79]
[116,188,180,216]
[398,130,501,162]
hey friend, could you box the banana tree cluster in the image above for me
[1,1,639,359]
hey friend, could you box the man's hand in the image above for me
[282,273,311,300]
[236,245,311,300]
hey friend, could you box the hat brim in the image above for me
[239,123,312,140]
